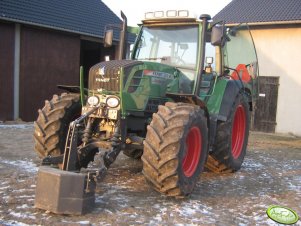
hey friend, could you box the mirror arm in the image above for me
[209,20,223,30]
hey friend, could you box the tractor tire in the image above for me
[33,93,81,158]
[206,93,250,173]
[142,102,208,197]
[123,149,143,159]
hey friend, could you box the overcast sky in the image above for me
[102,0,232,26]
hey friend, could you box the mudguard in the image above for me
[218,80,243,121]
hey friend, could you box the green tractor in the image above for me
[34,10,258,213]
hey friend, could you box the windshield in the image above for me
[133,25,199,70]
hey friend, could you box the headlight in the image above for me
[87,96,99,106]
[106,96,120,108]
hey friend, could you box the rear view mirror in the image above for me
[179,43,188,50]
[104,30,113,47]
[211,26,224,46]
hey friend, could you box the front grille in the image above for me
[89,60,142,92]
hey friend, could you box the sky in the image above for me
[102,0,232,26]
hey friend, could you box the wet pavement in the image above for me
[0,124,300,225]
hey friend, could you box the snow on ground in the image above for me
[0,123,33,129]
[0,125,300,225]
[0,158,38,173]
[0,220,33,226]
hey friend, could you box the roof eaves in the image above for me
[0,16,121,42]
[226,20,301,27]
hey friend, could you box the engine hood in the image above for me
[89,60,143,92]
[88,60,179,92]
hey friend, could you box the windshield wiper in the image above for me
[138,57,167,61]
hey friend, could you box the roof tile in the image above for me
[0,0,122,38]
[213,0,301,24]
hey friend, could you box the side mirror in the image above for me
[104,29,113,47]
[179,43,189,50]
[211,26,224,46]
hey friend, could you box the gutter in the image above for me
[13,24,20,120]
[225,20,301,27]
[0,17,121,42]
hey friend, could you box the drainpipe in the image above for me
[13,23,20,120]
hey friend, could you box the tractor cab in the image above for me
[133,13,200,95]
[127,10,259,100]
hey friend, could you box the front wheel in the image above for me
[142,102,208,197]
[206,93,250,172]
[33,93,81,158]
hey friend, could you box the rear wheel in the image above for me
[33,93,81,158]
[206,93,250,172]
[142,102,208,197]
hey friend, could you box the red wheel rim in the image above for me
[182,126,202,177]
[232,105,246,159]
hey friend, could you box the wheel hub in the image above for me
[182,126,202,177]
[232,105,246,159]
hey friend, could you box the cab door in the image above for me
[223,24,259,99]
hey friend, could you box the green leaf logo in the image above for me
[266,205,299,225]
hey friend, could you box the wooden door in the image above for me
[0,22,15,121]
[252,76,279,133]
[19,26,80,121]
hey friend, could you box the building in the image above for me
[0,0,122,121]
[214,0,301,136]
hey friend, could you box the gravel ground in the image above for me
[0,123,300,225]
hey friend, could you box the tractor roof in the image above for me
[142,17,197,25]
[142,10,199,25]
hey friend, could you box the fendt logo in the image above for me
[96,66,110,82]
[143,70,174,79]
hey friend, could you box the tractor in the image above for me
[33,10,258,214]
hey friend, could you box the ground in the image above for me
[0,123,300,225]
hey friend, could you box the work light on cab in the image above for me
[144,10,190,20]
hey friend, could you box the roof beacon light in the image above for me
[145,10,190,20]
[178,10,189,17]
[154,11,164,18]
[145,12,154,19]
[166,10,177,17]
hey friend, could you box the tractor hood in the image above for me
[89,60,143,92]
[88,60,181,94]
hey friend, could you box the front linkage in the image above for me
[36,103,130,214]
[41,104,125,180]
